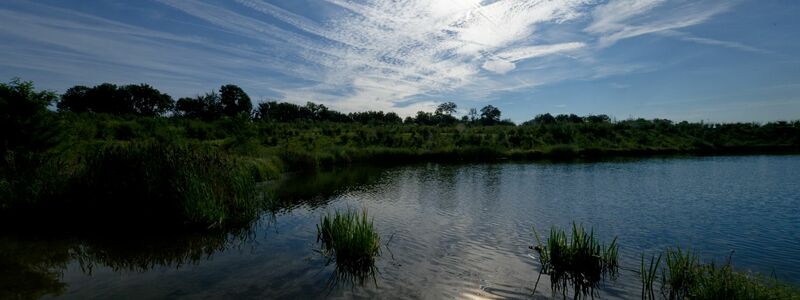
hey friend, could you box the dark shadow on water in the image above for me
[0,224,256,300]
[324,257,379,292]
[0,166,388,300]
[0,237,70,300]
[270,165,389,209]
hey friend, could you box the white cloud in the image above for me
[658,30,770,54]
[586,0,735,47]
[498,42,586,62]
[220,0,593,113]
[481,59,516,75]
[0,0,754,116]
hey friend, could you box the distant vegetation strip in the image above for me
[2,79,799,227]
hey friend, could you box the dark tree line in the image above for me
[51,82,522,126]
[175,84,252,121]
[49,81,628,127]
[521,113,612,125]
[254,101,351,123]
[59,83,174,116]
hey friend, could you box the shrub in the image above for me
[70,141,260,227]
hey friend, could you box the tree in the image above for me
[479,105,501,125]
[174,92,222,121]
[384,112,402,124]
[86,83,130,114]
[348,110,403,124]
[529,113,556,125]
[468,108,478,122]
[584,114,611,124]
[175,97,206,119]
[58,86,91,113]
[57,83,174,116]
[219,84,252,117]
[435,101,457,116]
[0,78,59,153]
[413,111,434,125]
[555,114,583,124]
[254,101,306,122]
[120,84,174,116]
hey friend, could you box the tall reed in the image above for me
[661,248,700,299]
[317,208,381,285]
[641,253,662,300]
[71,141,260,227]
[645,248,800,299]
[532,223,619,299]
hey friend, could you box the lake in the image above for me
[4,155,799,299]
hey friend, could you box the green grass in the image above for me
[67,140,263,227]
[532,223,619,299]
[653,248,800,300]
[317,208,381,285]
[661,247,701,299]
[3,78,800,228]
[689,261,800,299]
[641,253,662,300]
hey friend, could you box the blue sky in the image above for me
[1,0,798,123]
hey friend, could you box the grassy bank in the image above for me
[1,140,273,229]
[2,79,799,228]
[52,114,800,168]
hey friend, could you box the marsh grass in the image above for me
[661,248,700,299]
[641,253,662,300]
[532,223,619,299]
[71,141,261,227]
[637,248,800,300]
[317,208,381,286]
[688,260,800,299]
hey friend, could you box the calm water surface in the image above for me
[5,155,800,299]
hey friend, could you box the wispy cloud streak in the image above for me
[0,0,761,115]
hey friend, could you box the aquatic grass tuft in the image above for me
[317,208,381,286]
[641,253,662,300]
[532,223,619,299]
[688,259,800,299]
[661,247,700,299]
[641,247,800,300]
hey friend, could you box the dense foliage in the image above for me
[1,78,799,227]
[58,83,174,116]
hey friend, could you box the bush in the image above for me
[70,141,260,227]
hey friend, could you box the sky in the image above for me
[1,0,799,123]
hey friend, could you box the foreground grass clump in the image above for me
[641,253,662,299]
[317,208,381,285]
[532,223,619,299]
[640,248,800,300]
[72,141,260,227]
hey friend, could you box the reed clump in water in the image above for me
[532,223,619,299]
[639,248,800,300]
[317,208,381,285]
